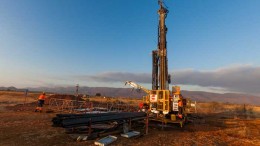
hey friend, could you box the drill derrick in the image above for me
[154,0,169,90]
[126,0,197,127]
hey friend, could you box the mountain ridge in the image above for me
[0,86,259,105]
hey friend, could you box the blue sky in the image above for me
[1,0,260,95]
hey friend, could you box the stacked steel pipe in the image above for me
[52,112,147,128]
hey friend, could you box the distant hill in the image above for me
[27,86,145,98]
[0,86,26,92]
[181,91,260,105]
[1,86,259,105]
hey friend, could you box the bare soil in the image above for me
[0,91,260,146]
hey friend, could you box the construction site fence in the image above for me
[48,98,139,113]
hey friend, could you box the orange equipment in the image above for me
[178,100,183,107]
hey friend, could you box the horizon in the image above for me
[1,0,260,96]
[1,85,260,97]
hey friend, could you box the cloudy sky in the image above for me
[0,0,260,95]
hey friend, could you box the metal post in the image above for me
[23,89,28,106]
[145,113,149,134]
[88,118,92,135]
[76,84,79,106]
[195,101,197,113]
[76,84,79,96]
[129,118,132,130]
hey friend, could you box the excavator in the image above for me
[125,0,196,127]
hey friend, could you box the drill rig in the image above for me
[125,0,196,127]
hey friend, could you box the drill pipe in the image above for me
[52,112,123,126]
[60,112,146,128]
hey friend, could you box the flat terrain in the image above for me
[0,91,260,146]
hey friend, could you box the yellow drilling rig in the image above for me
[125,0,196,127]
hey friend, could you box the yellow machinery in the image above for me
[125,0,196,127]
[125,81,196,126]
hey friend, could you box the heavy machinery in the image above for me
[125,80,196,126]
[125,81,151,94]
[125,0,196,127]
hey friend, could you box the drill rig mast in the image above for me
[157,0,170,90]
[149,0,172,115]
[152,0,170,90]
[126,0,196,127]
[150,0,195,125]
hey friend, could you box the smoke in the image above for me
[173,64,260,94]
[75,72,151,83]
[74,64,260,95]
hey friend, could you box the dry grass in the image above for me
[89,96,142,106]
[197,102,260,115]
[0,91,40,103]
[0,91,51,112]
[0,91,260,146]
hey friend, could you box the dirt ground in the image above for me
[0,91,260,146]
